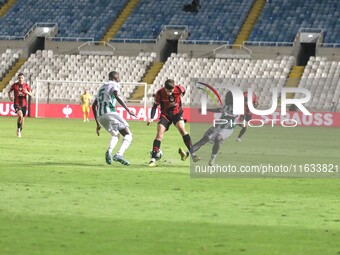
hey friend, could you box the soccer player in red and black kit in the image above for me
[147,79,193,166]
[236,91,258,142]
[8,73,32,138]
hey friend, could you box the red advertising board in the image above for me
[189,108,340,127]
[1,102,340,127]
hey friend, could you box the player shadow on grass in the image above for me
[27,162,108,167]
[27,161,190,170]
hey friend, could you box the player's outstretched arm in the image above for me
[8,89,13,101]
[92,99,101,136]
[207,107,222,113]
[147,103,158,125]
[113,91,136,118]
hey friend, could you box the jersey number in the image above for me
[99,88,105,103]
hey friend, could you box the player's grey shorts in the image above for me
[97,112,129,136]
[205,126,234,143]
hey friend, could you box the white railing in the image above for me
[78,41,115,55]
[108,38,156,44]
[0,22,58,40]
[298,27,324,34]
[318,43,340,48]
[213,44,252,55]
[46,36,94,42]
[1,23,338,48]
[179,40,229,45]
[244,41,294,47]
[109,25,189,44]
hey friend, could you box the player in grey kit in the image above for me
[191,90,237,166]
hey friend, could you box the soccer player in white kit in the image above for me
[92,71,136,166]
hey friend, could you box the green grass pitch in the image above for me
[0,117,339,255]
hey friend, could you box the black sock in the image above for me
[151,139,161,158]
[212,140,221,155]
[182,134,192,151]
[192,136,209,153]
[238,127,247,138]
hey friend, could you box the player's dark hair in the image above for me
[109,71,119,80]
[225,91,233,105]
[18,72,24,77]
[164,79,175,90]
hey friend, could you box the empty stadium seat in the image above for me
[115,0,254,43]
[0,50,21,80]
[2,50,156,103]
[249,0,340,44]
[0,0,128,40]
[296,57,340,111]
[146,53,294,108]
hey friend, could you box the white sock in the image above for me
[210,154,217,162]
[108,135,119,154]
[117,134,132,156]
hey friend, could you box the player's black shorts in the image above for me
[240,113,252,122]
[14,104,27,116]
[158,111,184,131]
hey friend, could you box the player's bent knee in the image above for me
[110,129,119,137]
[216,135,224,142]
[124,134,133,143]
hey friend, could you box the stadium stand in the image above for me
[249,0,340,44]
[146,53,294,107]
[296,57,340,111]
[0,0,339,113]
[0,0,128,40]
[0,49,21,79]
[0,50,156,102]
[115,0,254,42]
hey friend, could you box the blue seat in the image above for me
[0,0,129,40]
[249,0,340,44]
[114,0,255,43]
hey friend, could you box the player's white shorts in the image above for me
[97,112,129,136]
[205,126,234,143]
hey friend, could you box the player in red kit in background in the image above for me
[8,73,32,138]
[236,91,258,142]
[147,79,195,166]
